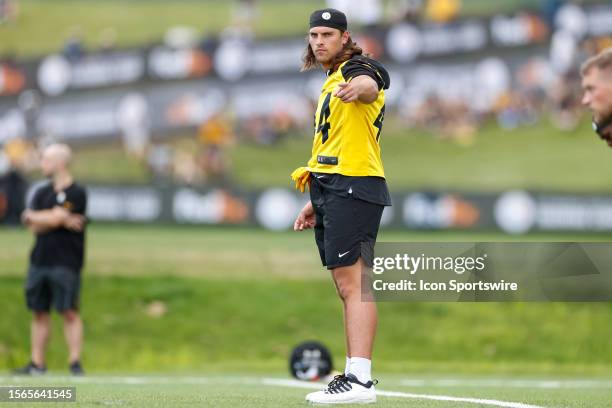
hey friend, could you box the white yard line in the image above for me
[399,378,612,389]
[262,378,547,408]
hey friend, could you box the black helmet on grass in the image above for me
[289,340,333,381]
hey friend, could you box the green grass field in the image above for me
[0,374,611,407]
[1,225,611,407]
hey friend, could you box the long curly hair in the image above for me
[301,33,364,72]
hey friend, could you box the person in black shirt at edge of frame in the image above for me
[13,143,88,376]
[581,47,612,145]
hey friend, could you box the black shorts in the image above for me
[25,265,81,313]
[310,177,384,270]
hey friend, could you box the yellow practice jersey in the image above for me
[307,55,390,178]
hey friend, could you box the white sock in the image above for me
[348,357,372,383]
[344,356,350,375]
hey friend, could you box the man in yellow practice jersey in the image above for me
[291,8,391,405]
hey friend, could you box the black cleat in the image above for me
[69,360,85,376]
[12,361,47,376]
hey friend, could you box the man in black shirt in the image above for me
[14,144,87,376]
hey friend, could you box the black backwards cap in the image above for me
[309,8,348,31]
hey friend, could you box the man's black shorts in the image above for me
[25,265,81,313]
[310,175,385,270]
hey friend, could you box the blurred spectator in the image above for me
[548,70,582,130]
[442,100,477,143]
[62,28,85,61]
[237,107,303,147]
[424,0,461,24]
[199,31,219,55]
[386,0,423,23]
[410,95,446,132]
[231,0,259,29]
[197,114,233,182]
[173,149,200,186]
[582,36,612,57]
[0,0,17,24]
[4,136,37,172]
[269,109,294,139]
[0,151,8,222]
[117,94,150,159]
[554,1,587,37]
[241,116,273,145]
[542,0,564,28]
[164,26,199,49]
[147,144,174,183]
[1,166,25,224]
[516,58,553,99]
[18,90,42,143]
[0,140,27,225]
[495,92,538,130]
[98,28,118,53]
[403,94,476,142]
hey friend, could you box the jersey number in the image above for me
[374,104,385,142]
[317,92,332,144]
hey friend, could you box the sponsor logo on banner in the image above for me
[37,52,145,96]
[386,22,487,63]
[172,188,249,224]
[494,191,537,235]
[402,193,481,229]
[148,47,212,79]
[255,188,304,231]
[37,99,120,140]
[87,187,162,222]
[490,13,549,46]
[0,63,26,96]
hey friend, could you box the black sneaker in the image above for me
[69,361,85,376]
[305,373,378,404]
[12,361,47,376]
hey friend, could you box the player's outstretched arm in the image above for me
[333,75,379,104]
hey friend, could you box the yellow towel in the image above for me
[291,167,311,193]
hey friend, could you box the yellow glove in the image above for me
[291,167,311,193]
